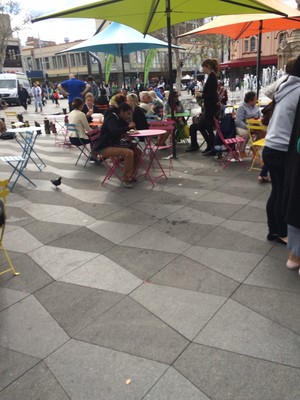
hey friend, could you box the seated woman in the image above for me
[235,91,261,157]
[82,93,100,123]
[94,103,142,188]
[68,97,92,147]
[126,93,149,130]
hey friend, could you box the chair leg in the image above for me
[0,242,20,276]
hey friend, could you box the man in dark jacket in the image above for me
[95,103,142,188]
[18,84,29,110]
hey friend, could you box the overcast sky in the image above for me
[15,0,298,45]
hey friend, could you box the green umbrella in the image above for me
[33,0,288,158]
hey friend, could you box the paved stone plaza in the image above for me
[0,99,300,399]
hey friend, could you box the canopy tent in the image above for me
[181,74,192,80]
[58,22,181,87]
[178,4,300,97]
[33,0,289,158]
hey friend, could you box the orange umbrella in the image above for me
[178,5,300,96]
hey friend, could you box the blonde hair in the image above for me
[202,58,219,74]
[85,92,94,101]
[127,93,139,108]
[139,91,150,102]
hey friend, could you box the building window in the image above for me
[81,53,87,65]
[250,36,256,52]
[278,32,286,45]
[62,55,67,68]
[44,57,50,69]
[123,54,129,63]
[70,54,76,67]
[52,57,57,69]
[244,39,249,52]
[56,56,62,68]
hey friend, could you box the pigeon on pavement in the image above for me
[50,177,62,188]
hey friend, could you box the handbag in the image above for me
[192,114,201,124]
[261,100,275,126]
[0,131,15,140]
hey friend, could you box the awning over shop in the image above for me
[220,55,277,69]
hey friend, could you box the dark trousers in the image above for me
[20,100,27,110]
[262,146,287,237]
[190,109,215,150]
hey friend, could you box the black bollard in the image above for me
[44,118,51,135]
[62,108,67,115]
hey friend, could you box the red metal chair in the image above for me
[214,118,246,169]
[86,128,124,186]
[148,120,175,174]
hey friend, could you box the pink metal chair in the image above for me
[214,118,246,169]
[86,128,124,186]
[148,120,175,174]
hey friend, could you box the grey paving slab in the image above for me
[154,186,210,201]
[174,343,300,400]
[194,299,300,368]
[122,227,191,254]
[184,246,262,282]
[0,286,29,311]
[221,219,269,242]
[131,201,184,219]
[21,202,69,220]
[6,206,36,227]
[75,297,189,364]
[105,246,177,281]
[216,184,266,201]
[41,206,96,226]
[59,255,143,294]
[144,367,210,400]
[28,245,97,280]
[21,189,83,206]
[141,189,190,206]
[267,243,289,261]
[131,283,225,340]
[195,226,273,255]
[46,339,168,400]
[150,220,215,246]
[149,255,240,297]
[35,281,124,336]
[74,201,123,219]
[3,226,43,253]
[195,190,249,205]
[0,361,70,400]
[188,200,243,219]
[0,347,40,391]
[230,204,267,222]
[88,220,148,244]
[232,284,300,335]
[102,206,158,225]
[0,295,69,358]
[163,206,225,226]
[0,254,53,293]
[245,255,300,294]
[48,226,114,253]
[23,220,81,244]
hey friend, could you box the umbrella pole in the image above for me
[166,0,177,159]
[120,44,126,89]
[256,20,263,99]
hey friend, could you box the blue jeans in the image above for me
[262,146,287,237]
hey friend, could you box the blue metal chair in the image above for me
[65,123,91,167]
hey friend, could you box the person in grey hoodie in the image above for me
[263,55,300,246]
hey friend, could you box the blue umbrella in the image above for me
[59,22,181,86]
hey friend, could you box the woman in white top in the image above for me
[68,97,92,146]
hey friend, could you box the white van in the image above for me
[0,72,32,105]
